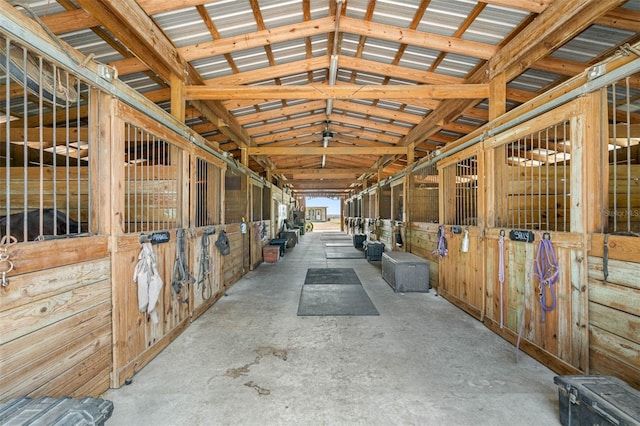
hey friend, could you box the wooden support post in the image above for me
[408,142,415,166]
[170,73,185,122]
[240,147,248,167]
[583,90,608,233]
[489,72,507,121]
[91,90,111,236]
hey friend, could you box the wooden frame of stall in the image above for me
[356,53,640,388]
[0,21,296,399]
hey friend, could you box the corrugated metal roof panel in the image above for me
[230,47,269,73]
[120,72,163,93]
[60,30,125,63]
[191,56,234,80]
[269,40,310,65]
[204,0,258,38]
[21,1,66,16]
[372,0,421,27]
[508,69,562,93]
[463,4,529,45]
[152,7,212,48]
[258,0,304,28]
[432,53,480,78]
[418,0,477,37]
[344,0,369,20]
[397,45,439,70]
[552,25,635,63]
[361,38,402,65]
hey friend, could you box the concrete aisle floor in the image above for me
[103,230,561,426]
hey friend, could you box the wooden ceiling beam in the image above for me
[74,0,185,83]
[340,17,498,60]
[248,146,408,156]
[273,168,373,175]
[489,0,628,81]
[185,84,490,100]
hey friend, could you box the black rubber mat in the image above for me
[297,284,379,316]
[304,268,361,285]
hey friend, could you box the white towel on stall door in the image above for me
[133,242,163,324]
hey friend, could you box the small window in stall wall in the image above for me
[368,191,377,218]
[224,167,247,223]
[251,182,262,221]
[410,163,439,223]
[124,123,182,233]
[379,183,391,219]
[195,157,221,227]
[494,120,572,232]
[391,180,404,222]
[262,186,271,220]
[441,156,478,226]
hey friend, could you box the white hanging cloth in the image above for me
[133,242,163,324]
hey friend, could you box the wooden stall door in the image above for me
[481,99,592,374]
[110,102,193,387]
[484,231,588,374]
[436,147,485,318]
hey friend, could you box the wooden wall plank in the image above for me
[1,325,111,400]
[589,301,640,346]
[3,236,108,278]
[0,258,110,313]
[0,303,110,382]
[0,279,111,345]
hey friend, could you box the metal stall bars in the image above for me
[410,162,439,224]
[604,72,640,235]
[497,120,572,232]
[195,157,222,228]
[1,36,94,242]
[440,155,478,227]
[124,122,182,233]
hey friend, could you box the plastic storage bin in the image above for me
[364,241,385,261]
[381,251,429,292]
[0,396,114,426]
[353,234,367,249]
[554,375,640,426]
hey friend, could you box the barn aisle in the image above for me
[103,229,560,425]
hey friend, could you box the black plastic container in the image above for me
[353,233,366,249]
[0,396,114,426]
[554,375,640,426]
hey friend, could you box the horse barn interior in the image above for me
[1,0,640,423]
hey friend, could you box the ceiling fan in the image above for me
[322,120,334,147]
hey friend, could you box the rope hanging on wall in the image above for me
[172,228,194,304]
[534,233,559,323]
[498,229,505,329]
[432,225,448,258]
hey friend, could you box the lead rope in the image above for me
[172,228,194,304]
[498,230,505,329]
[534,233,559,323]
[197,229,214,301]
[515,272,530,363]
[432,225,448,258]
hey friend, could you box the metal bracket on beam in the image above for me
[586,64,606,81]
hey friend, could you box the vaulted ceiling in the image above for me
[11,0,640,196]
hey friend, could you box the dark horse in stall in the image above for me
[0,209,81,242]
